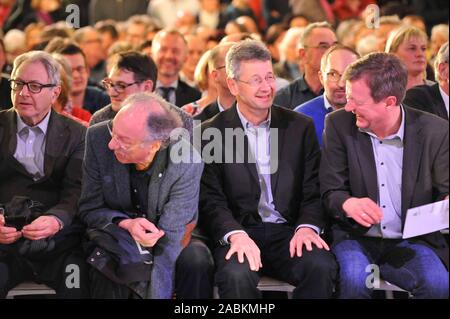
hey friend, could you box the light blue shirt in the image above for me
[362,107,405,239]
[223,105,319,243]
[14,111,51,181]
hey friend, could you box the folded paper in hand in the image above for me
[403,199,449,239]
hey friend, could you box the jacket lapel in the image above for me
[269,106,285,199]
[401,108,423,222]
[224,105,259,185]
[43,110,69,179]
[354,124,379,203]
[431,84,449,120]
[147,148,168,223]
[0,109,34,177]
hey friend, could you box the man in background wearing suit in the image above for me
[79,92,203,298]
[199,40,337,299]
[404,41,449,120]
[152,29,201,108]
[0,51,89,298]
[321,52,449,299]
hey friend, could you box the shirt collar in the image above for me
[16,109,51,135]
[156,79,179,90]
[360,106,405,142]
[236,103,271,130]
[323,95,335,112]
[216,98,225,112]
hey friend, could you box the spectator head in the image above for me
[343,52,407,126]
[182,34,207,83]
[50,41,89,97]
[151,29,188,84]
[431,24,449,59]
[236,16,259,35]
[31,0,62,12]
[278,27,304,63]
[434,42,449,89]
[104,51,157,112]
[374,15,402,52]
[209,42,234,94]
[4,29,27,65]
[126,15,157,48]
[299,22,337,75]
[96,21,119,55]
[287,14,309,28]
[402,15,426,33]
[10,51,62,126]
[356,34,378,57]
[226,40,275,111]
[319,44,360,109]
[24,22,45,51]
[386,26,428,79]
[110,92,182,165]
[174,10,197,35]
[73,26,105,68]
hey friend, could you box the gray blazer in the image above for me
[79,121,203,298]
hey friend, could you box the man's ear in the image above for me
[318,70,324,86]
[51,86,62,105]
[227,77,239,97]
[144,80,154,92]
[385,95,398,108]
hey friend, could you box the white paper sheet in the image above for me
[403,199,449,239]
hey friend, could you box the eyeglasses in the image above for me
[107,120,150,151]
[102,79,141,93]
[304,42,336,51]
[326,70,343,82]
[236,74,277,87]
[9,79,57,94]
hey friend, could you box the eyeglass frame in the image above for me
[9,79,57,94]
[107,120,152,151]
[235,73,277,87]
[303,42,337,51]
[325,70,344,83]
[102,78,142,93]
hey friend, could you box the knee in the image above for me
[415,270,449,299]
[218,260,259,286]
[293,250,338,280]
[177,242,214,273]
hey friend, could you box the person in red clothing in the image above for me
[0,0,14,29]
[332,0,375,21]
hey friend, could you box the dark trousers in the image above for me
[0,249,90,298]
[89,268,138,299]
[214,223,338,299]
[175,238,215,299]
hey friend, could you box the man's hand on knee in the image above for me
[226,233,262,272]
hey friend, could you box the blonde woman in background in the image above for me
[386,25,434,90]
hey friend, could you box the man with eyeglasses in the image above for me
[274,22,337,109]
[0,51,90,298]
[320,53,449,299]
[295,44,360,146]
[90,51,193,136]
[199,40,337,299]
[194,42,236,123]
[79,92,203,298]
